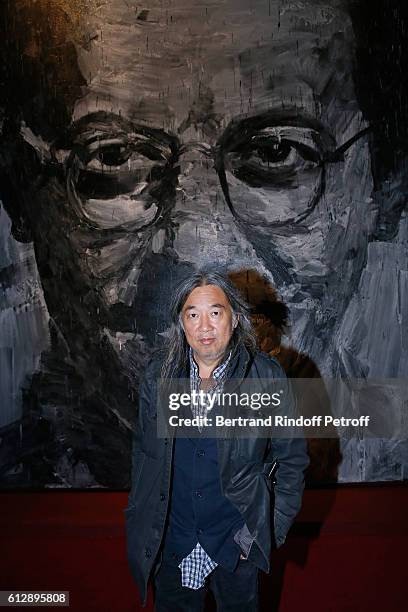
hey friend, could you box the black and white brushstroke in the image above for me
[0,0,407,487]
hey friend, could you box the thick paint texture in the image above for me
[0,0,407,486]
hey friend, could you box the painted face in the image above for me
[5,0,378,380]
[181,285,236,365]
[2,0,407,490]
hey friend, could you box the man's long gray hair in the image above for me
[161,269,257,379]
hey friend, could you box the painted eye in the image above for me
[68,139,172,230]
[225,135,320,188]
[222,126,327,226]
[84,145,163,178]
[96,144,132,168]
[241,139,293,166]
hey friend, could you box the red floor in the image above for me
[0,485,407,611]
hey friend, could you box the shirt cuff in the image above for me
[233,523,255,558]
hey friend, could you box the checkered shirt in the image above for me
[178,350,231,589]
[189,349,231,424]
[179,542,218,590]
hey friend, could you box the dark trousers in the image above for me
[154,558,259,612]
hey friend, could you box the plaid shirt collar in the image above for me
[189,348,232,384]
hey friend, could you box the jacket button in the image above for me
[164,438,168,445]
[160,493,166,501]
[197,450,205,457]
[145,548,152,558]
[195,491,203,498]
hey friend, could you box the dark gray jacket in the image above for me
[125,346,309,605]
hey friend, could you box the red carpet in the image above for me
[0,485,407,611]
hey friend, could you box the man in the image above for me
[126,269,309,610]
[0,0,406,487]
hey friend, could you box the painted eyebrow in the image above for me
[53,111,179,151]
[216,108,335,153]
[184,303,226,311]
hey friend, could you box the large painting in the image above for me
[0,0,407,487]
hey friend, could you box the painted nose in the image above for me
[169,145,247,267]
[131,144,279,346]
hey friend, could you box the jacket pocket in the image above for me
[233,523,256,558]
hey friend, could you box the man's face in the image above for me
[7,0,377,375]
[181,285,236,364]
